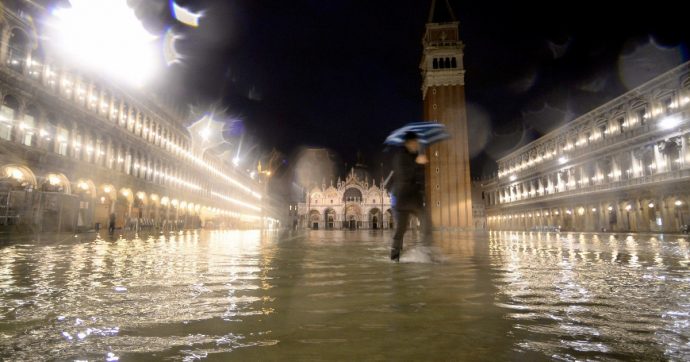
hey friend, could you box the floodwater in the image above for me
[1,230,689,360]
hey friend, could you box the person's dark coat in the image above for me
[391,147,425,210]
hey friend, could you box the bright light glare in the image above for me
[199,127,211,141]
[659,116,681,130]
[163,28,183,66]
[171,1,202,27]
[232,157,240,166]
[47,0,158,86]
[558,156,568,164]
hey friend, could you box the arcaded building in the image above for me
[0,1,264,232]
[482,61,690,233]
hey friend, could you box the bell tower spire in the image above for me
[421,1,473,230]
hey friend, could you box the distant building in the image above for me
[297,167,393,230]
[482,61,690,233]
[471,179,486,230]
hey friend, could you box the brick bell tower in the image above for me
[421,0,473,229]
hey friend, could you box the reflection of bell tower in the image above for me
[421,0,473,229]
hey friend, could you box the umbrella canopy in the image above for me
[384,121,450,146]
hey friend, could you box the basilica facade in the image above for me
[297,168,393,230]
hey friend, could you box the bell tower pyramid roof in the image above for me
[427,0,457,24]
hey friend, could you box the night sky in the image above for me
[134,0,690,179]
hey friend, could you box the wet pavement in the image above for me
[1,229,689,360]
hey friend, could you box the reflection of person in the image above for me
[108,212,116,235]
[390,131,432,261]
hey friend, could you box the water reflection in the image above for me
[0,230,688,360]
[489,231,690,360]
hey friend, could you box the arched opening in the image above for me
[117,188,134,230]
[0,164,37,226]
[672,198,689,232]
[1,164,37,189]
[40,172,76,232]
[432,58,438,69]
[385,209,393,229]
[344,204,361,230]
[324,208,336,229]
[309,209,320,229]
[74,179,96,231]
[451,57,457,68]
[42,173,71,194]
[369,208,381,229]
[149,193,160,228]
[94,184,116,233]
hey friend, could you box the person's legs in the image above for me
[391,209,409,261]
[418,205,433,245]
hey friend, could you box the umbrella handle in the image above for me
[383,171,394,188]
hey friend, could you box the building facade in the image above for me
[0,1,265,232]
[297,168,393,230]
[420,0,473,229]
[482,61,690,233]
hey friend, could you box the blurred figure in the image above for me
[108,212,116,236]
[390,131,432,261]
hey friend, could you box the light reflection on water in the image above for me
[0,230,688,360]
[490,231,690,360]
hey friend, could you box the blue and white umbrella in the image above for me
[384,121,450,146]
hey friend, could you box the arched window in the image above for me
[72,127,83,160]
[110,98,119,121]
[120,103,129,127]
[451,57,457,68]
[56,123,69,156]
[0,96,20,141]
[95,137,104,166]
[22,105,40,147]
[83,132,94,163]
[444,58,451,69]
[432,58,438,69]
[7,28,30,73]
[44,113,57,152]
[100,91,111,116]
[343,188,363,202]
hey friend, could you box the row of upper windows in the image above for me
[2,26,192,156]
[498,91,690,178]
[0,98,259,206]
[487,133,689,206]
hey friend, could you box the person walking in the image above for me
[390,131,432,261]
[108,212,116,236]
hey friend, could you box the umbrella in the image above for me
[384,121,450,146]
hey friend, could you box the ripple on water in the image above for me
[2,230,690,360]
[490,231,690,360]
